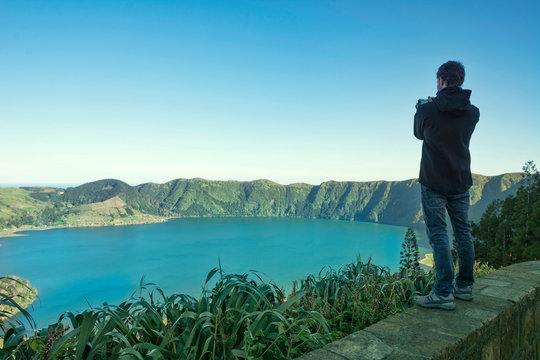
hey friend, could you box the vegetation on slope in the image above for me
[472,161,540,267]
[0,188,163,235]
[0,173,524,233]
[0,188,62,230]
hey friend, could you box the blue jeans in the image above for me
[421,184,475,297]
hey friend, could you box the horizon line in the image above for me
[0,171,522,189]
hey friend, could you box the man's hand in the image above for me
[416,96,434,109]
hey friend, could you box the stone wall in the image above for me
[295,260,540,360]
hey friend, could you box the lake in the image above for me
[0,217,413,328]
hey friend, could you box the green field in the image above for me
[0,188,52,222]
[0,187,168,237]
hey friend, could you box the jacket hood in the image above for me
[433,86,472,113]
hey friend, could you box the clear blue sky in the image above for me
[2,0,539,186]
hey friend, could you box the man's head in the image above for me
[437,61,465,91]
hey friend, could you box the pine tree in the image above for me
[472,199,498,263]
[399,228,421,277]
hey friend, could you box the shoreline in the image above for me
[0,216,171,239]
[419,253,434,267]
[1,214,419,240]
[0,214,284,239]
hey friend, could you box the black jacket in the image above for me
[414,86,479,195]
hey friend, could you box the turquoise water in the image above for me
[0,217,406,328]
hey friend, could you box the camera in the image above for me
[417,99,429,107]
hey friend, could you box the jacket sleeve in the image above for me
[414,106,425,140]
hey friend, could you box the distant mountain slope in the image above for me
[468,173,523,220]
[60,173,523,228]
[0,174,524,231]
[61,179,147,209]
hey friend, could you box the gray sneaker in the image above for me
[454,284,473,301]
[415,290,455,310]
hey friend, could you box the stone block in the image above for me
[322,330,394,360]
[480,333,501,360]
[471,291,511,308]
[516,340,537,360]
[483,273,540,295]
[363,317,460,358]
[492,268,540,282]
[435,346,477,360]
[460,300,501,325]
[536,290,540,332]
[479,284,531,303]
[499,306,519,359]
[462,350,482,360]
[385,349,430,359]
[388,306,481,339]
[476,277,512,287]
[505,261,540,273]
[293,348,346,360]
[519,297,535,347]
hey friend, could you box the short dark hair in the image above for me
[437,61,465,87]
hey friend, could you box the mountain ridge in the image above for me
[58,173,523,228]
[0,173,524,234]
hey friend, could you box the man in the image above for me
[413,61,480,310]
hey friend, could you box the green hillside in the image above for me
[0,187,64,229]
[0,187,164,235]
[0,173,524,234]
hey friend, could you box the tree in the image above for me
[472,199,502,264]
[472,160,540,267]
[399,228,421,277]
[512,160,540,260]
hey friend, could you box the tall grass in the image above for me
[0,255,439,359]
[294,254,435,338]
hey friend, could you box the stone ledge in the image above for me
[294,260,540,360]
